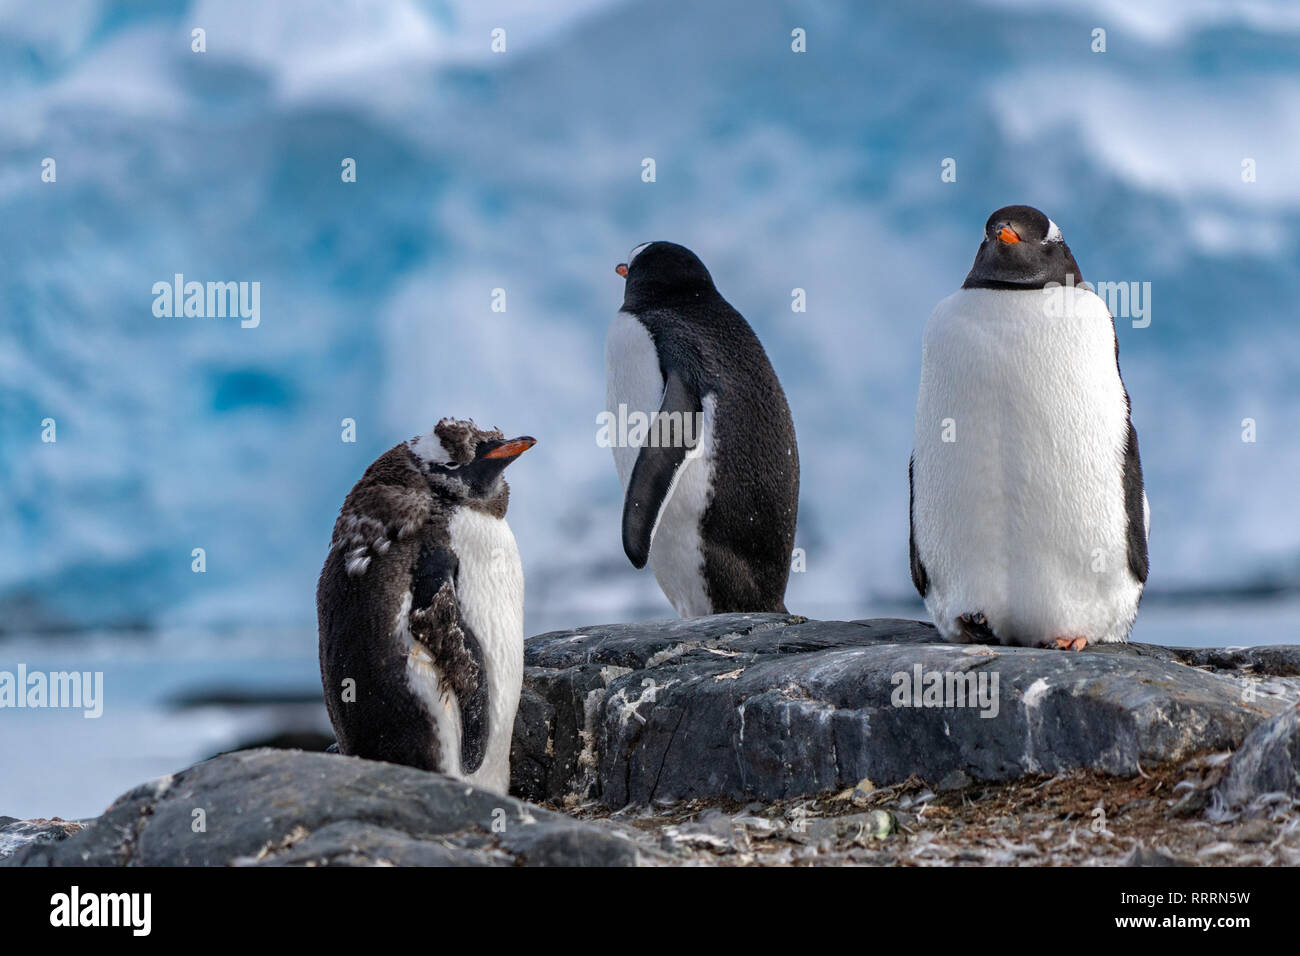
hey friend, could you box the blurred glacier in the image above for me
[2,0,1300,642]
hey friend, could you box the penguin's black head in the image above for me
[411,417,535,515]
[962,205,1084,290]
[616,241,716,311]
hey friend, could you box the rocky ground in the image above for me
[4,749,648,867]
[562,753,1300,866]
[5,615,1299,866]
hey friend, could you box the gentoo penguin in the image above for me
[909,205,1149,649]
[317,417,534,793]
[605,241,799,616]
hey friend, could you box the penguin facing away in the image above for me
[910,205,1149,649]
[605,241,799,616]
[317,417,534,793]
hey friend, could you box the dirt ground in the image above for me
[558,752,1300,866]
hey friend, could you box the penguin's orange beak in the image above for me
[996,225,1021,244]
[615,263,629,277]
[483,437,536,459]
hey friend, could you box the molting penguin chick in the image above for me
[605,241,799,616]
[317,417,535,793]
[910,205,1149,650]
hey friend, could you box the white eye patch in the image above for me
[1044,219,1063,243]
[627,242,652,265]
[410,431,455,465]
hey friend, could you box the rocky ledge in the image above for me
[3,749,652,867]
[509,614,1300,808]
[4,616,1298,867]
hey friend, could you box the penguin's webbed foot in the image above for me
[954,612,998,644]
[1043,636,1088,651]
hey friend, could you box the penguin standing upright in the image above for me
[910,205,1148,649]
[317,417,534,793]
[605,241,799,616]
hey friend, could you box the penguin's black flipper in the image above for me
[908,455,929,598]
[621,370,704,569]
[409,542,490,775]
[1122,419,1149,585]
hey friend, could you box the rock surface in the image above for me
[1217,704,1300,808]
[0,816,85,860]
[3,749,651,867]
[510,614,1300,807]
[8,616,1299,867]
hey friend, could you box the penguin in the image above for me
[605,241,799,616]
[317,417,534,793]
[909,205,1149,650]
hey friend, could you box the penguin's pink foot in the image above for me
[1044,636,1088,651]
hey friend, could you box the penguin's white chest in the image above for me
[403,507,523,794]
[448,507,525,663]
[605,312,716,617]
[912,287,1143,644]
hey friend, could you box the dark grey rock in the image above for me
[511,614,1299,807]
[1170,645,1300,676]
[937,769,972,793]
[495,818,644,867]
[3,749,651,867]
[1123,844,1193,867]
[237,822,495,867]
[1217,704,1300,807]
